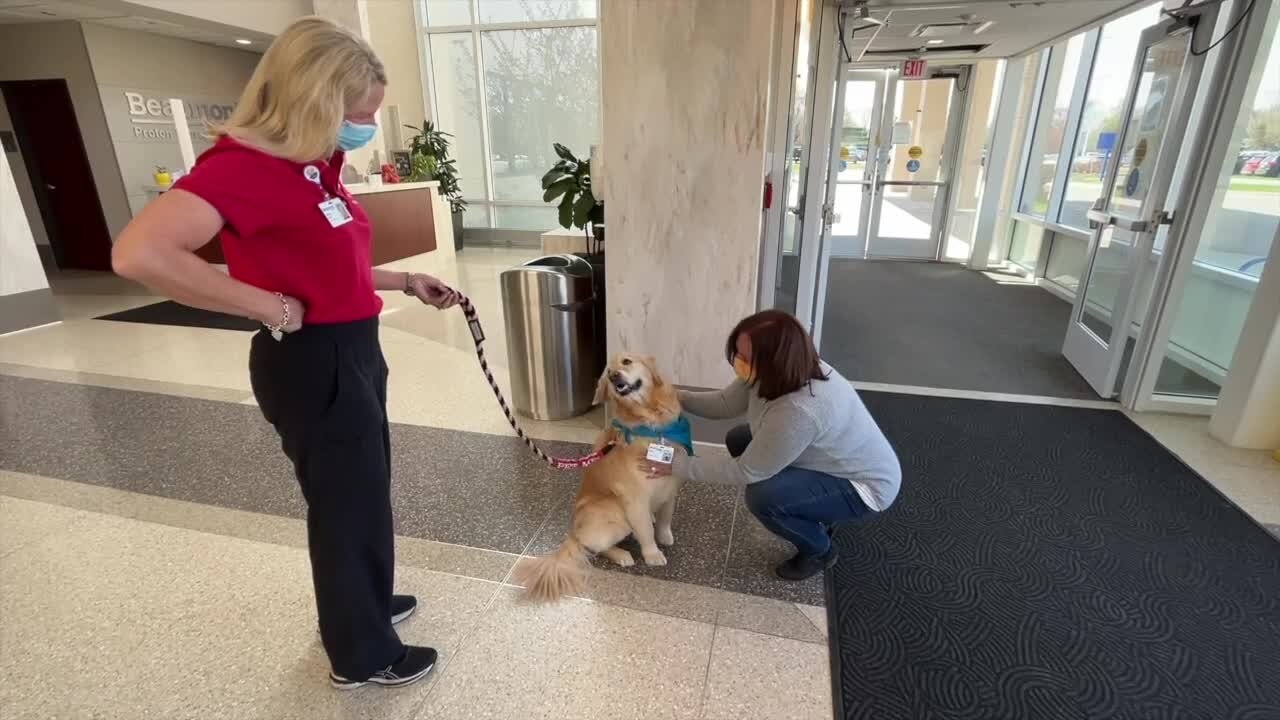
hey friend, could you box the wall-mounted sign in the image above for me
[902,57,928,80]
[906,158,921,173]
[102,87,237,146]
[907,145,923,160]
[892,121,912,144]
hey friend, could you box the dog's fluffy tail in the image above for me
[519,534,589,602]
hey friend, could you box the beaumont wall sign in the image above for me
[124,91,235,140]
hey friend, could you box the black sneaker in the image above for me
[775,548,838,581]
[391,594,417,625]
[329,645,437,690]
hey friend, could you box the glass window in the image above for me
[495,205,560,230]
[1058,3,1162,230]
[1007,220,1044,270]
[947,60,1003,261]
[1044,232,1088,291]
[1019,34,1087,217]
[422,0,473,26]
[463,203,493,228]
[428,33,488,200]
[478,0,595,23]
[993,53,1045,266]
[1153,18,1280,398]
[420,4,600,234]
[481,27,599,203]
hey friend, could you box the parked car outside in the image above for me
[1244,152,1280,177]
[1235,149,1270,174]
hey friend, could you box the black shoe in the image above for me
[329,645,437,690]
[775,548,837,581]
[391,594,417,625]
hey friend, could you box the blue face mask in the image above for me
[336,120,377,151]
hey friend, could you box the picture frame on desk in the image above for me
[392,151,412,179]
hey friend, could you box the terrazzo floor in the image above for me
[2,248,1277,719]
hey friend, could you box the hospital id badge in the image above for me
[646,442,675,465]
[319,197,353,227]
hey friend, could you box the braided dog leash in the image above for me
[453,291,612,470]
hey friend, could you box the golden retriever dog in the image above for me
[520,353,689,601]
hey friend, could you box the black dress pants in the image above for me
[248,317,403,681]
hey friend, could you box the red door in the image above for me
[2,80,113,271]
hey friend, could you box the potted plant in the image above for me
[541,143,605,348]
[540,143,604,257]
[404,121,468,251]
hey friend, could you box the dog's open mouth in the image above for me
[613,378,643,397]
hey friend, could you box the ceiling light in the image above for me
[927,39,944,45]
[973,21,995,35]
[235,38,252,45]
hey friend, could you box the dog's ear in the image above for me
[641,354,665,387]
[592,368,610,406]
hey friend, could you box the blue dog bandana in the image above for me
[611,415,695,456]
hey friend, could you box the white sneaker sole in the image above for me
[329,660,434,691]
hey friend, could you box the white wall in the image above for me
[367,0,427,146]
[0,22,129,242]
[600,0,775,388]
[122,0,311,36]
[0,150,49,297]
[80,23,260,219]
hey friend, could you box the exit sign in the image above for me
[902,57,928,79]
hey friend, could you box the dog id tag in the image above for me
[646,442,675,465]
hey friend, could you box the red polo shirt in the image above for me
[173,136,383,324]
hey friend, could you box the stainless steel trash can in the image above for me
[500,254,604,420]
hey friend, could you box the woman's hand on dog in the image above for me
[640,459,674,478]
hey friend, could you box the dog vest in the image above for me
[611,415,695,456]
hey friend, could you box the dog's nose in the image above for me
[609,371,626,387]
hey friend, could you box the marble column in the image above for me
[599,0,775,388]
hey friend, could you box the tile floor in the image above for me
[1,247,1277,718]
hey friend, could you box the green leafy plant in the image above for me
[541,143,603,255]
[404,121,467,215]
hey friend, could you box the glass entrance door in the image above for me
[1062,18,1206,397]
[810,66,969,347]
[867,74,964,259]
[825,69,968,260]
[828,71,887,257]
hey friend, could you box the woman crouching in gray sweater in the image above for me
[645,310,902,581]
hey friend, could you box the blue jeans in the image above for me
[727,425,872,557]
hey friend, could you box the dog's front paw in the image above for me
[600,547,635,567]
[642,548,668,567]
[656,527,674,546]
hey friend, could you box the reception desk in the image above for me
[194,181,439,265]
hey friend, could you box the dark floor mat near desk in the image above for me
[827,392,1280,720]
[97,301,260,331]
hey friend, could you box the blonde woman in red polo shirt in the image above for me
[112,17,450,690]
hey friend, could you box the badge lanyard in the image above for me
[304,164,353,228]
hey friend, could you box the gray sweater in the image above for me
[674,364,902,512]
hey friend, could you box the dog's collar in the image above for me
[611,415,695,456]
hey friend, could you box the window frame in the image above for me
[414,0,602,231]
